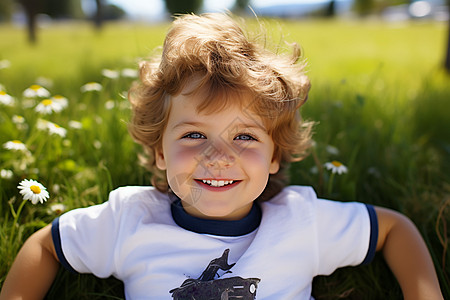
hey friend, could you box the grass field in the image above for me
[0,18,449,299]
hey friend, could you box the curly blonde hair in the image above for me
[128,13,313,201]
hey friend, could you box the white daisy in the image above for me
[23,84,50,98]
[80,82,102,93]
[35,119,67,137]
[121,68,138,78]
[1,169,13,179]
[119,100,130,110]
[325,145,340,156]
[17,179,49,204]
[324,161,348,175]
[12,115,28,130]
[102,69,120,79]
[35,98,64,114]
[3,140,28,152]
[0,90,15,106]
[36,77,54,88]
[51,95,69,109]
[12,115,25,124]
[36,118,50,131]
[68,120,83,129]
[0,59,11,69]
[47,121,67,137]
[22,99,37,109]
[52,184,60,194]
[48,203,66,215]
[105,100,115,110]
[93,140,102,149]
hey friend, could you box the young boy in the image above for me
[0,13,444,300]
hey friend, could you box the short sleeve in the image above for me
[315,200,378,275]
[51,189,123,278]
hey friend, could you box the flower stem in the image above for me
[312,148,324,195]
[9,199,27,242]
[327,172,335,196]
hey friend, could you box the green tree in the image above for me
[324,0,336,17]
[93,0,103,29]
[164,0,203,16]
[232,0,250,15]
[17,0,84,44]
[43,0,83,19]
[18,0,44,44]
[353,0,409,16]
[353,0,375,16]
[0,0,14,21]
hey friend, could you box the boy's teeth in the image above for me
[201,180,234,187]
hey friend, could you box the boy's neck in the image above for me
[169,193,261,236]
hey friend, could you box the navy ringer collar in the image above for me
[169,193,261,237]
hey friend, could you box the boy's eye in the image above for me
[182,132,206,139]
[234,134,257,141]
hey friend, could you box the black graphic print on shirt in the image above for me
[169,249,261,299]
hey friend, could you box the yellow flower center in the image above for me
[331,160,342,167]
[54,124,61,128]
[53,95,63,99]
[30,185,41,194]
[42,99,53,106]
[12,140,22,144]
[30,84,42,91]
[0,91,6,95]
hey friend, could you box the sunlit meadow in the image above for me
[0,18,449,299]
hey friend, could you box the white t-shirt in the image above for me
[52,185,378,299]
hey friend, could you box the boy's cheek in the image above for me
[162,148,205,177]
[239,148,274,166]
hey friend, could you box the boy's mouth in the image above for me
[195,179,238,188]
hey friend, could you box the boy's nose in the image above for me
[206,153,235,169]
[201,142,236,169]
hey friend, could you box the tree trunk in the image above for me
[94,0,103,30]
[26,9,37,44]
[19,0,43,44]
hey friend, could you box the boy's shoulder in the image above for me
[260,185,319,218]
[107,186,170,211]
[266,185,367,217]
[270,185,318,204]
[107,185,162,199]
[111,185,162,198]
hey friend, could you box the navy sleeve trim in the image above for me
[51,217,78,274]
[361,204,378,265]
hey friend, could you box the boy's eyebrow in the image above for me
[231,122,267,131]
[171,121,205,130]
[171,120,266,131]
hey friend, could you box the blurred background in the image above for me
[0,0,449,299]
[1,0,449,42]
[3,0,450,23]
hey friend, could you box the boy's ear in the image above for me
[269,156,280,174]
[155,147,167,170]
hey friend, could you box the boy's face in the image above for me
[155,86,280,221]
